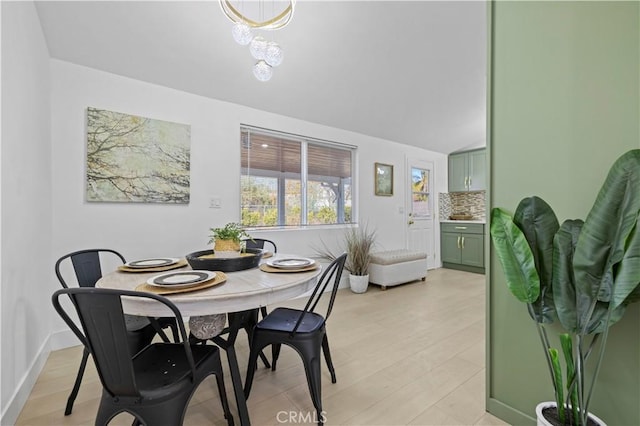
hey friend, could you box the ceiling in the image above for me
[35,1,487,155]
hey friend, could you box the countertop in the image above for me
[440,219,486,224]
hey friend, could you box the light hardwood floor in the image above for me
[16,268,509,426]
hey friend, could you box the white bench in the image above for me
[368,249,428,290]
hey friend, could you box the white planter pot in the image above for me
[536,401,606,426]
[349,274,369,294]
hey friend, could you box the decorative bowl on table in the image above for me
[185,248,264,272]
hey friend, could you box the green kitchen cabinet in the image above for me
[448,148,486,192]
[441,222,485,273]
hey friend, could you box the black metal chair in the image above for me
[54,248,178,415]
[243,253,347,425]
[52,287,234,426]
[243,238,277,254]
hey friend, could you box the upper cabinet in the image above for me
[448,148,486,192]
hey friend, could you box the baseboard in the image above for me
[442,262,485,274]
[487,397,536,425]
[1,329,81,426]
[1,335,49,425]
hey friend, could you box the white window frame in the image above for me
[240,125,357,228]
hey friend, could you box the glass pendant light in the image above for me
[219,0,295,82]
[231,22,253,45]
[265,42,283,67]
[253,60,273,81]
[249,36,268,60]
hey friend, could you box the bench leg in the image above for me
[381,285,387,291]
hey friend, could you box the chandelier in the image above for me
[219,0,295,82]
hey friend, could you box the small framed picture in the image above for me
[375,162,394,196]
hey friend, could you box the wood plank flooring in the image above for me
[16,268,509,425]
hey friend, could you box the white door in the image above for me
[405,158,436,269]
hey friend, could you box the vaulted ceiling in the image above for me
[35,1,487,154]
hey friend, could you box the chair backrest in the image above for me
[243,238,278,253]
[52,287,194,398]
[55,249,126,288]
[291,253,347,335]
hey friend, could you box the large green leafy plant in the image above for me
[490,150,640,425]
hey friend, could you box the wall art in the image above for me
[86,107,191,203]
[375,162,393,196]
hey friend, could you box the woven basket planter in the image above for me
[214,239,241,253]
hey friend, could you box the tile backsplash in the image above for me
[439,191,486,221]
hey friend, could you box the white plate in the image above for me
[267,257,315,270]
[147,270,216,288]
[125,258,180,269]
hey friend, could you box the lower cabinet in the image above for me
[441,222,485,274]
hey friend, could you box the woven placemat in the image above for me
[118,259,188,273]
[259,263,319,273]
[135,271,227,295]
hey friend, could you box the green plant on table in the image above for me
[490,149,640,426]
[208,222,251,244]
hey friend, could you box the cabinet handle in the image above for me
[464,177,469,189]
[461,237,465,249]
[468,177,472,188]
[457,236,461,249]
[455,226,467,230]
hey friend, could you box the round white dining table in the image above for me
[96,254,322,426]
[97,256,321,317]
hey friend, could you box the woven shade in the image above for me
[241,130,351,178]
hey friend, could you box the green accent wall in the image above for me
[488,1,640,425]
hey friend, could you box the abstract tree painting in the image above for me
[86,108,191,203]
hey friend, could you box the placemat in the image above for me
[135,271,227,295]
[118,259,188,273]
[259,263,319,273]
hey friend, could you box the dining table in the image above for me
[96,253,323,426]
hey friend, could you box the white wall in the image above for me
[50,59,447,267]
[1,2,52,424]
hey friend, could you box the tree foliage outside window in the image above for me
[240,127,354,227]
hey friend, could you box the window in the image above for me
[411,166,431,218]
[240,126,354,228]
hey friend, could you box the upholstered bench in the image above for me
[368,249,428,290]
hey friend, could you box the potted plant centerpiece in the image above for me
[490,150,640,426]
[208,222,251,258]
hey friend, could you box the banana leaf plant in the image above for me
[490,149,640,425]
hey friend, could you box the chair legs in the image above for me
[244,336,329,425]
[271,337,332,379]
[321,335,336,383]
[231,309,271,369]
[298,343,324,425]
[214,365,235,426]
[260,306,268,318]
[65,347,90,415]
[96,353,234,426]
[271,343,282,371]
